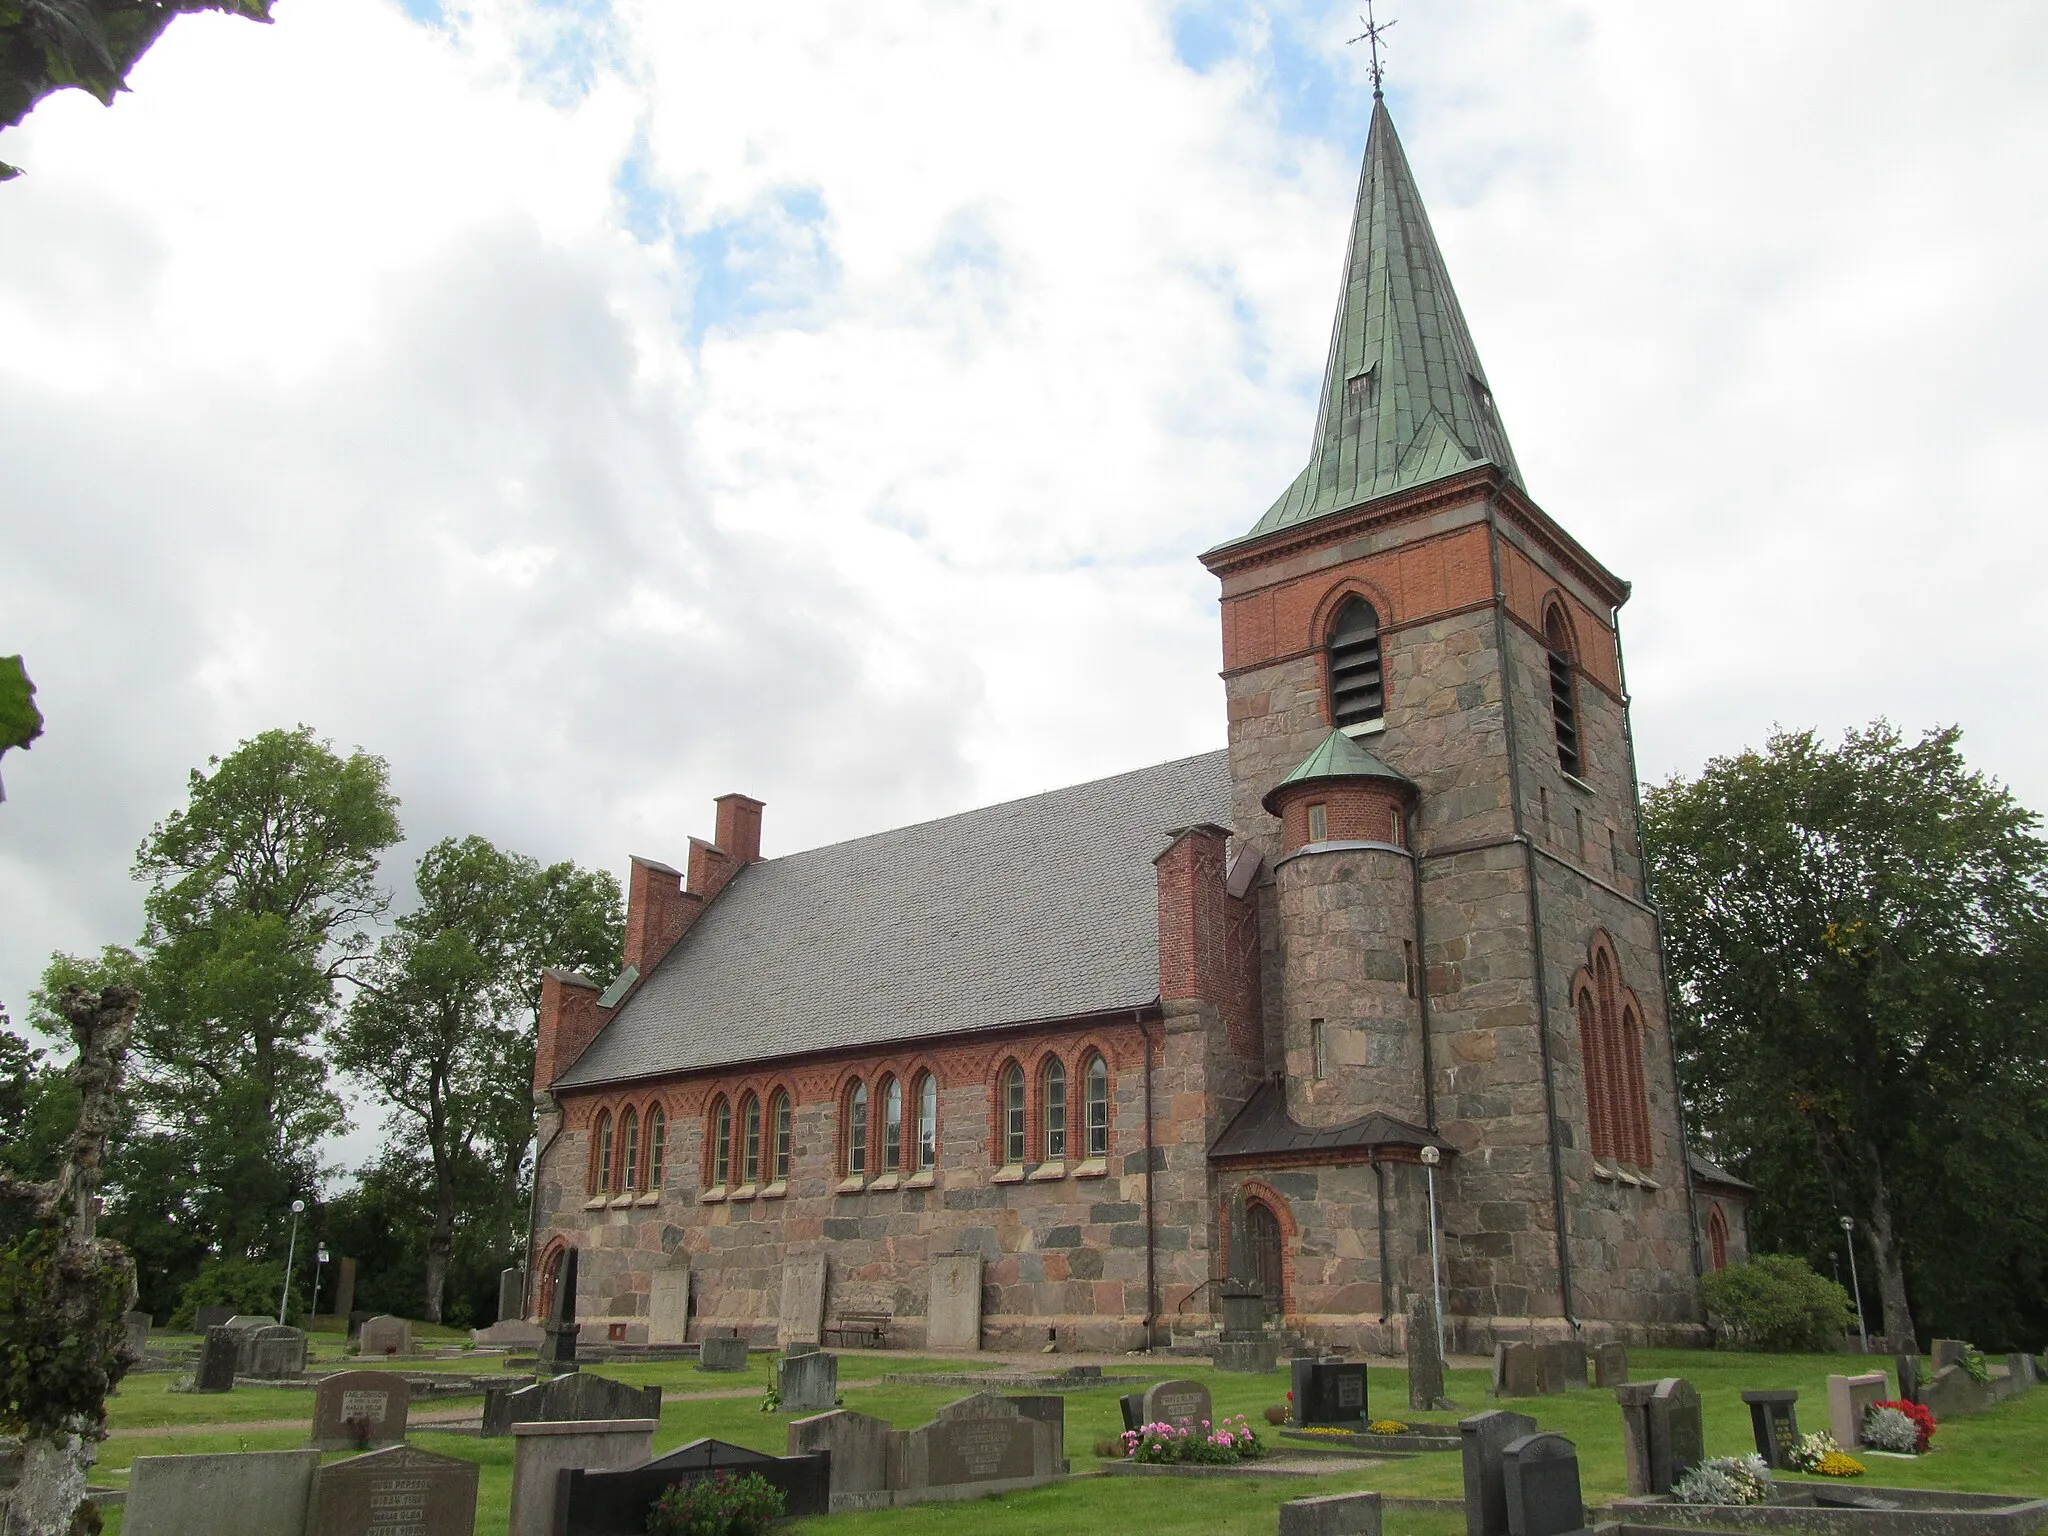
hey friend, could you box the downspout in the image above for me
[1613,609,1705,1278]
[523,1093,566,1320]
[1142,1013,1159,1349]
[1485,497,1579,1328]
[1374,1158,1392,1324]
[1407,805,1436,1131]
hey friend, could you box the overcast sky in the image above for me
[3,2,2044,1160]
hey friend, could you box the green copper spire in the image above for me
[1261,728,1413,813]
[1242,97,1520,543]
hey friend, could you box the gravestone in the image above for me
[2008,1353,2038,1388]
[1896,1353,1921,1405]
[1494,1343,1543,1398]
[648,1257,690,1345]
[498,1265,525,1323]
[508,1418,655,1536]
[332,1257,357,1322]
[1408,1293,1448,1411]
[1141,1378,1213,1429]
[785,1340,819,1357]
[1293,1358,1368,1426]
[123,1310,151,1361]
[358,1315,412,1358]
[311,1369,411,1450]
[926,1253,984,1351]
[1502,1433,1587,1536]
[1921,1362,1993,1420]
[194,1326,238,1393]
[1549,1342,1588,1391]
[482,1371,661,1437]
[1214,1188,1277,1372]
[223,1314,271,1334]
[1933,1339,1966,1371]
[1593,1343,1628,1388]
[557,1438,831,1533]
[788,1408,898,1509]
[698,1333,748,1371]
[539,1246,580,1373]
[471,1318,543,1348]
[899,1393,1058,1498]
[1119,1390,1146,1433]
[1459,1409,1539,1536]
[193,1305,235,1334]
[306,1444,477,1536]
[249,1324,307,1378]
[1649,1378,1705,1491]
[1827,1371,1887,1450]
[777,1348,839,1414]
[778,1253,828,1349]
[1741,1390,1800,1470]
[125,1449,321,1536]
[1281,1490,1384,1536]
[1008,1395,1066,1471]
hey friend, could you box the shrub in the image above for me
[647,1471,786,1536]
[1958,1346,1991,1385]
[1673,1455,1772,1505]
[1868,1399,1935,1453]
[1862,1406,1918,1454]
[169,1256,295,1331]
[1699,1255,1854,1352]
[1123,1416,1262,1465]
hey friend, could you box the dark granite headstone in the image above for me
[556,1439,830,1534]
[1649,1378,1704,1491]
[1593,1343,1628,1388]
[1119,1391,1146,1433]
[1292,1358,1368,1426]
[1408,1293,1448,1411]
[917,1405,1043,1487]
[1741,1390,1800,1470]
[305,1444,476,1536]
[1895,1354,1921,1405]
[194,1305,236,1334]
[1502,1433,1587,1536]
[1008,1395,1066,1471]
[1460,1409,1539,1536]
[195,1326,238,1392]
[697,1334,748,1371]
[311,1370,411,1451]
[482,1371,661,1437]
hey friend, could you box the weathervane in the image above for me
[1348,2,1396,97]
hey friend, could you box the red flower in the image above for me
[1873,1399,1936,1454]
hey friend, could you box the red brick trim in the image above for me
[1201,468,1501,580]
[1308,576,1397,653]
[1220,1179,1299,1319]
[990,1056,1026,1166]
[535,1237,570,1321]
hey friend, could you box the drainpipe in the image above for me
[1407,804,1437,1131]
[1142,1013,1159,1349]
[1613,610,1705,1279]
[1485,498,1579,1329]
[523,1094,566,1320]
[1373,1159,1392,1324]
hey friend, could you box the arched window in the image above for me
[880,1077,902,1173]
[1707,1203,1730,1272]
[846,1080,868,1178]
[538,1245,567,1321]
[1041,1056,1067,1161]
[647,1105,666,1190]
[741,1093,761,1185]
[1545,603,1581,778]
[594,1110,614,1194]
[711,1097,732,1188]
[1576,986,1614,1162]
[1579,940,1653,1170]
[1000,1063,1026,1166]
[770,1091,792,1183]
[1620,1004,1652,1167]
[1083,1054,1109,1159]
[1326,597,1385,731]
[620,1107,640,1192]
[915,1072,938,1171]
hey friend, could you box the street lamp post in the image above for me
[1840,1214,1869,1354]
[311,1246,330,1321]
[1420,1144,1445,1364]
[279,1199,306,1325]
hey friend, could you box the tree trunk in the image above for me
[423,1096,455,1326]
[1862,1150,1917,1351]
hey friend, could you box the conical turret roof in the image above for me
[1262,728,1413,814]
[1236,97,1520,545]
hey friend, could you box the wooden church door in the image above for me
[1249,1201,1285,1320]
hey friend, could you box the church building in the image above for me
[525,94,1752,1354]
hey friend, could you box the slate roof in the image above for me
[1208,1080,1450,1162]
[555,749,1236,1089]
[1216,97,1521,552]
[1688,1152,1755,1192]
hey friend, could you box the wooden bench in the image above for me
[824,1311,892,1349]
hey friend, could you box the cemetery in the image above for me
[55,1324,2048,1536]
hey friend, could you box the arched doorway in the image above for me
[1248,1201,1285,1321]
[1707,1204,1729,1271]
[537,1245,568,1322]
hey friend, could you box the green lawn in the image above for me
[89,1347,2048,1536]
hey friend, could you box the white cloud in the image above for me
[1,0,2044,1178]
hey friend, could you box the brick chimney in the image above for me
[716,793,764,863]
[1155,824,1262,1057]
[623,856,702,977]
[534,968,611,1092]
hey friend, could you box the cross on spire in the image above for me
[1348,3,1396,97]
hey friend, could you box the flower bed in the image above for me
[1865,1398,1936,1454]
[1673,1455,1772,1505]
[1122,1415,1263,1465]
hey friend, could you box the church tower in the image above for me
[1202,95,1705,1345]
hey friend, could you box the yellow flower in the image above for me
[1816,1451,1865,1477]
[1367,1420,1410,1435]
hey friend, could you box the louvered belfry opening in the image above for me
[1545,605,1580,777]
[1327,598,1385,729]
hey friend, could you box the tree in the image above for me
[130,726,400,1258]
[0,654,40,800]
[0,0,272,179]
[1644,722,2048,1350]
[333,836,620,1323]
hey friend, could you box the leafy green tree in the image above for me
[1644,723,2048,1350]
[0,654,40,800]
[0,0,272,179]
[333,837,621,1323]
[130,726,400,1258]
